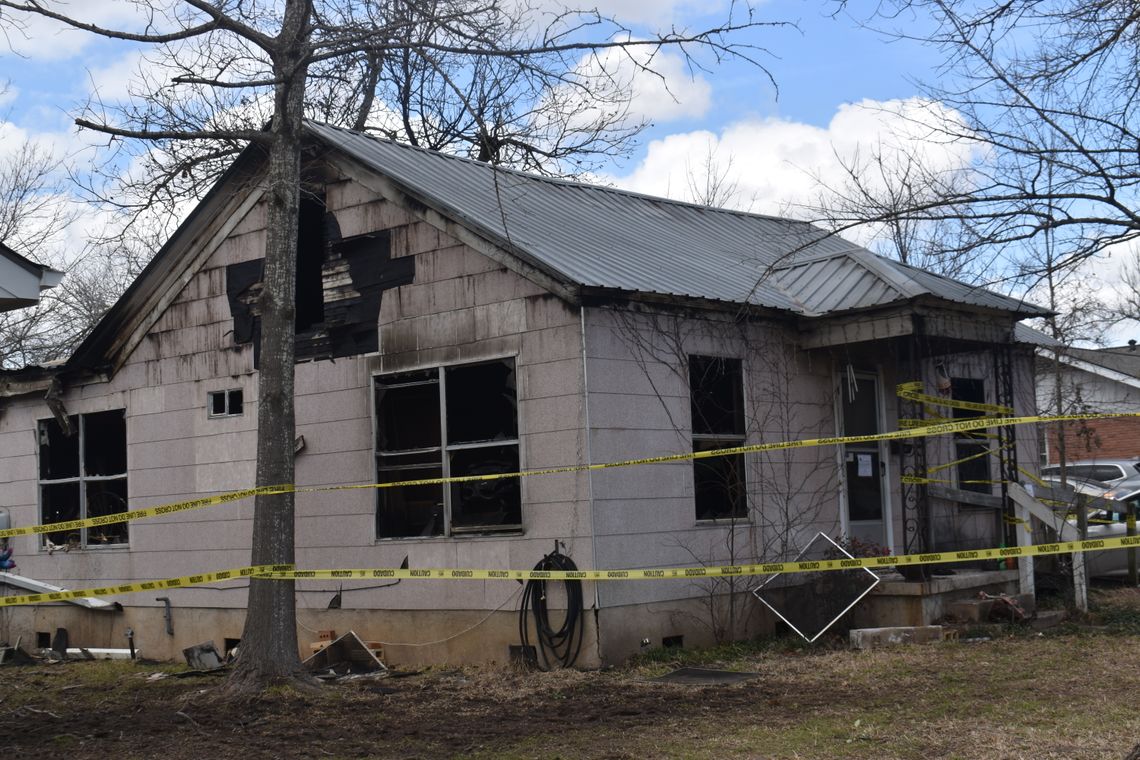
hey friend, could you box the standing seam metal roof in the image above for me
[307,122,1046,319]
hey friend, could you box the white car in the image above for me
[1040,459,1140,486]
[1080,481,1140,578]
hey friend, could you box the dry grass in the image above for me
[4,597,1140,758]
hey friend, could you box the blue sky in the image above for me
[0,1,945,182]
[0,1,1129,343]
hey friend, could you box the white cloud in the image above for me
[529,0,730,29]
[1079,239,1140,347]
[625,46,712,123]
[607,98,980,238]
[1,0,170,61]
[562,40,712,129]
[86,49,148,104]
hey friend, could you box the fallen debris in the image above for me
[303,631,387,679]
[0,639,35,666]
[849,625,945,650]
[65,648,137,661]
[650,667,759,686]
[182,641,224,671]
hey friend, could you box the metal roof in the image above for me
[309,122,1046,318]
[1066,345,1140,379]
[1013,323,1062,347]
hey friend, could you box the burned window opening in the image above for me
[689,356,747,521]
[38,410,128,547]
[951,377,993,494]
[374,359,521,538]
[295,192,327,332]
[446,361,518,444]
[225,194,413,367]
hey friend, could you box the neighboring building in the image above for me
[1038,343,1140,464]
[0,243,62,313]
[0,123,1046,665]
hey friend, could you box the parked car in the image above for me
[1040,459,1140,486]
[1079,480,1140,579]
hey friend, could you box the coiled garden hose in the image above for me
[518,550,584,670]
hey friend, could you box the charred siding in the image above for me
[225,229,412,365]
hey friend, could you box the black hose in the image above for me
[519,550,584,670]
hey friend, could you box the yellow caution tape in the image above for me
[6,536,1140,606]
[896,381,1014,415]
[900,415,1005,430]
[0,564,292,607]
[1018,465,1050,489]
[926,445,995,475]
[901,474,1005,486]
[0,485,295,540]
[244,534,1140,582]
[8,410,1140,542]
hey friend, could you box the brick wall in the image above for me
[1046,417,1140,463]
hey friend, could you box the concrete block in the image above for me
[849,625,945,650]
[946,598,995,623]
[947,592,1035,623]
[1030,609,1067,631]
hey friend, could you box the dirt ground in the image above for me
[3,590,1140,759]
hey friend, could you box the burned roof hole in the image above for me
[295,191,328,333]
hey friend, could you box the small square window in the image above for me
[208,389,244,417]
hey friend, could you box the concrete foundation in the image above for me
[0,604,603,668]
[596,594,778,663]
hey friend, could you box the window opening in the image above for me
[225,185,412,367]
[951,378,993,493]
[689,356,747,521]
[38,409,129,547]
[208,389,244,417]
[375,359,520,538]
[295,191,327,333]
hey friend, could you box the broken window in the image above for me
[951,377,993,494]
[208,388,244,417]
[374,359,521,538]
[689,356,747,521]
[38,409,129,547]
[225,186,414,367]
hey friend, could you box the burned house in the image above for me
[0,123,1046,664]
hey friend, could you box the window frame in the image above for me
[688,354,748,523]
[207,388,244,418]
[373,356,522,540]
[950,377,994,494]
[37,410,129,549]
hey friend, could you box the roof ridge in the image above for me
[305,120,819,226]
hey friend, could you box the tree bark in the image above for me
[227,0,317,692]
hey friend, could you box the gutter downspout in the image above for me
[579,306,601,651]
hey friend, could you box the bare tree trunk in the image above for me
[228,0,316,692]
